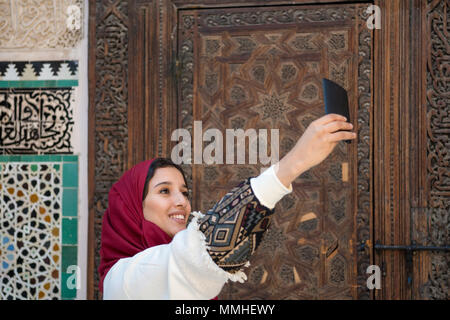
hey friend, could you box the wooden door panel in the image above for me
[177,3,373,299]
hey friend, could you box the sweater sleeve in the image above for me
[102,164,292,299]
[197,164,292,273]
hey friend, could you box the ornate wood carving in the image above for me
[355,7,373,299]
[88,0,129,300]
[178,3,372,300]
[89,0,448,300]
[419,0,449,300]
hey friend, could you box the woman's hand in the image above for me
[275,113,356,188]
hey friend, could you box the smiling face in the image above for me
[142,166,191,238]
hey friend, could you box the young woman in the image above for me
[98,113,356,299]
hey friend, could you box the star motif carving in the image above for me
[252,91,295,127]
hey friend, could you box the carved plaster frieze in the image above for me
[0,0,84,49]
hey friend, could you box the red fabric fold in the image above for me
[98,159,172,293]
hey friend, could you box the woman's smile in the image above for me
[168,211,187,224]
[143,167,192,238]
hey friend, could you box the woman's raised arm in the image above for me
[276,113,355,188]
[103,113,356,299]
[197,113,356,274]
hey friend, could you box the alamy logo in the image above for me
[66,5,81,31]
[66,265,81,290]
[171,121,279,167]
[366,265,381,290]
[366,5,381,30]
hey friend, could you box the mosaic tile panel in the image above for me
[0,155,78,300]
[0,61,78,154]
[0,61,79,88]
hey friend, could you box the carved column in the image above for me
[88,0,130,300]
[416,0,449,300]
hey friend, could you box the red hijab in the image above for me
[98,159,173,293]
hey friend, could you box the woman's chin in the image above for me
[169,224,187,237]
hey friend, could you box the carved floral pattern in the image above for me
[420,0,450,300]
[0,0,84,49]
[91,0,129,300]
[252,92,295,127]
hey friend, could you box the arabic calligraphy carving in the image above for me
[0,89,74,154]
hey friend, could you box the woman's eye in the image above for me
[159,188,189,198]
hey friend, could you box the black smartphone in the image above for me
[322,78,352,144]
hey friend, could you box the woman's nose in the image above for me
[174,192,187,207]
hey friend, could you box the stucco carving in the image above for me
[0,0,84,49]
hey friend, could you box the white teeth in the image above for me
[170,215,184,220]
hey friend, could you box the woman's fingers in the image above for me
[315,113,347,126]
[327,130,357,142]
[323,120,353,133]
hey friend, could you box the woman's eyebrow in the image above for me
[153,181,187,189]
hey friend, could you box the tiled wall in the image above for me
[0,61,79,88]
[0,0,87,300]
[0,61,78,155]
[0,155,78,299]
[0,61,79,300]
[0,61,80,299]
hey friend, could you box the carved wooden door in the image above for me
[88,0,373,300]
[177,3,372,300]
[89,0,448,300]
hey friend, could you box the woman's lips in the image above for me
[169,214,185,224]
